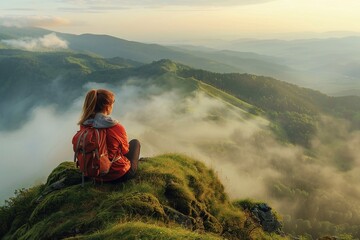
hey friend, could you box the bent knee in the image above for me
[129,139,141,147]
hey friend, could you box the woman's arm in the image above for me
[106,123,130,160]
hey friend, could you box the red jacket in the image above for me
[79,123,131,181]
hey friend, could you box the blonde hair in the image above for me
[78,89,115,125]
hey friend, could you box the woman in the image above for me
[76,88,140,182]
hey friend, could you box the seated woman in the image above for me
[75,89,140,182]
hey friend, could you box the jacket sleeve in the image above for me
[106,123,129,160]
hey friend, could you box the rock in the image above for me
[251,203,283,233]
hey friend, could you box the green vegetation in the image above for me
[0,49,140,131]
[69,221,221,240]
[177,67,360,146]
[0,154,286,240]
[0,26,305,84]
[197,80,262,116]
[0,26,51,39]
[0,49,129,75]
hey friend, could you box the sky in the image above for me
[1,0,360,43]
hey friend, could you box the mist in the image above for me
[1,33,68,51]
[1,78,360,237]
[0,105,78,202]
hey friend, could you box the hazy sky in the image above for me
[1,0,360,42]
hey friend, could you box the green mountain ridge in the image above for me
[0,154,285,240]
[3,26,360,95]
[0,49,140,130]
[1,48,360,146]
[0,26,301,83]
[133,59,360,146]
[220,36,360,95]
[175,64,360,145]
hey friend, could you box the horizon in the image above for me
[1,0,360,43]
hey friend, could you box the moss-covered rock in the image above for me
[0,154,287,240]
[45,161,82,186]
[234,199,284,235]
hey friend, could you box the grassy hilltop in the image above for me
[0,154,285,240]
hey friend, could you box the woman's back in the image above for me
[73,89,140,182]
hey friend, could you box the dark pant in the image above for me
[122,139,141,180]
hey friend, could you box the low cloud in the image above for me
[81,81,343,204]
[0,105,80,203]
[1,33,68,51]
[0,16,70,28]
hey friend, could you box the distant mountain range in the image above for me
[2,26,360,96]
[210,37,360,95]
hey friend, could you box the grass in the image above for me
[67,221,222,240]
[197,80,262,116]
[1,154,286,240]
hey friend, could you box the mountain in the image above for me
[165,37,360,95]
[0,154,284,239]
[0,26,50,39]
[168,46,304,84]
[0,26,301,82]
[60,32,299,79]
[0,49,141,131]
[2,26,360,95]
[2,49,360,238]
[176,64,360,146]
[218,37,360,95]
[1,48,360,145]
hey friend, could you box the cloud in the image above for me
[0,105,80,204]
[79,81,302,202]
[0,16,70,28]
[1,33,68,51]
[58,0,275,7]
